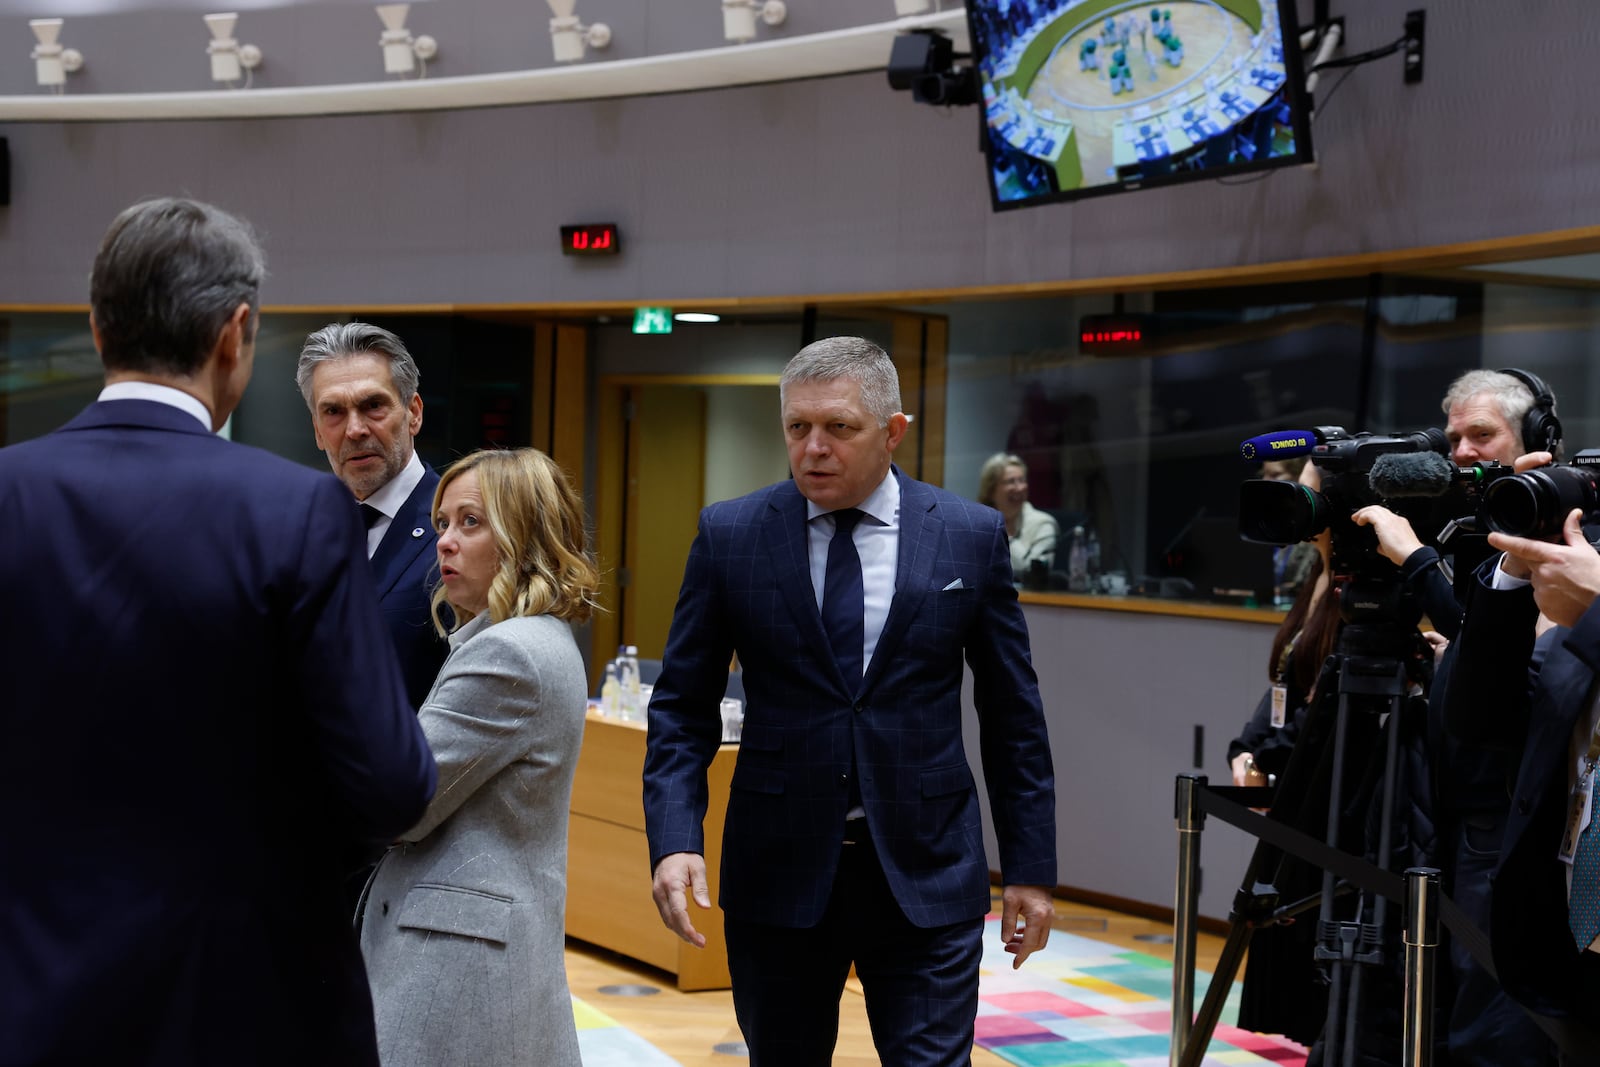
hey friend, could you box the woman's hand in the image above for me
[1231,751,1266,788]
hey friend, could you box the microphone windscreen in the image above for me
[1369,451,1454,498]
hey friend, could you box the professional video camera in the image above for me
[1480,449,1600,537]
[1236,426,1514,610]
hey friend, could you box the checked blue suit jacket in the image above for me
[1440,558,1600,1026]
[643,467,1057,929]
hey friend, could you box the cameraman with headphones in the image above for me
[1437,437,1600,1067]
[1353,369,1565,1067]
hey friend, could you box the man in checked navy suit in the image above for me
[0,198,437,1065]
[296,321,448,714]
[644,336,1057,1066]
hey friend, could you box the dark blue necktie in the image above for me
[1571,784,1600,950]
[822,508,865,691]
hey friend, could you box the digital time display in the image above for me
[560,223,621,256]
[1078,313,1155,355]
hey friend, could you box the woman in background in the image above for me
[360,448,600,1067]
[1226,462,1339,1047]
[977,451,1059,580]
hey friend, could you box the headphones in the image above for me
[1497,367,1563,455]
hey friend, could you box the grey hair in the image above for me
[779,336,902,427]
[295,321,420,408]
[1441,369,1533,451]
[89,197,265,377]
[976,452,1025,508]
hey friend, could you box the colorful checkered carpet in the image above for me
[573,995,680,1066]
[976,915,1308,1067]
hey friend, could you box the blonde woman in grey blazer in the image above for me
[360,448,600,1067]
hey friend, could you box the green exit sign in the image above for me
[633,307,673,335]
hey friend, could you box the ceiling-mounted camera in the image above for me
[886,28,977,107]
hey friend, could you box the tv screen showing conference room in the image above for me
[966,0,1314,209]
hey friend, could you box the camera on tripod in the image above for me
[1480,449,1600,537]
[1238,426,1514,578]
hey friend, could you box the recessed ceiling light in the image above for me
[674,313,721,323]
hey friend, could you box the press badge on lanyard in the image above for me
[1270,685,1288,729]
[1559,763,1595,866]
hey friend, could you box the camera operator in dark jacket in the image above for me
[1352,369,1563,1067]
[1437,463,1600,1067]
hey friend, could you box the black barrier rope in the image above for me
[1197,782,1591,1056]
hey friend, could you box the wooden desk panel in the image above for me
[566,711,736,991]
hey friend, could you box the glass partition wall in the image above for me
[6,260,1600,613]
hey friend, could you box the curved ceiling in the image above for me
[0,7,967,121]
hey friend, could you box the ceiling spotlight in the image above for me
[674,313,722,324]
[375,4,438,77]
[722,0,787,43]
[547,0,611,63]
[204,12,263,87]
[29,19,84,90]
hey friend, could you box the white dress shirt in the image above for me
[98,382,212,431]
[358,450,426,559]
[806,471,900,679]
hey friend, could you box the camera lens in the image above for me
[1483,466,1600,538]
[1239,479,1326,544]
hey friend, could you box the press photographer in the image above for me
[1437,447,1600,1067]
[1232,374,1566,1066]
[1235,423,1454,1066]
[1352,368,1567,1067]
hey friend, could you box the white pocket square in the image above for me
[942,578,965,591]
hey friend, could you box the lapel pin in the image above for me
[412,527,425,538]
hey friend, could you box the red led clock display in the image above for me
[560,223,621,256]
[1078,314,1154,355]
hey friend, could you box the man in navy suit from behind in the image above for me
[644,336,1058,1066]
[296,321,448,713]
[0,198,437,1066]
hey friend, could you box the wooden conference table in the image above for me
[565,710,737,991]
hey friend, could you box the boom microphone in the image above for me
[1369,451,1454,498]
[1240,430,1318,461]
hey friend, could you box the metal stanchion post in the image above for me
[1402,867,1440,1067]
[1171,773,1206,1067]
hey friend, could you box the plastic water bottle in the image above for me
[617,645,642,722]
[1085,529,1102,583]
[1068,526,1089,592]
[600,662,621,717]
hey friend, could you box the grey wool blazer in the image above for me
[360,612,588,1067]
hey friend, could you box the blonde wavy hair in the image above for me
[429,448,601,635]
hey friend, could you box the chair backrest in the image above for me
[637,658,664,686]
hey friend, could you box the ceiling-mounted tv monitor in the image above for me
[965,0,1315,209]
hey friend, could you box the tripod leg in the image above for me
[1178,923,1254,1067]
[1343,690,1409,1067]
[1316,692,1354,1067]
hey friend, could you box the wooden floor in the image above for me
[564,895,1229,1066]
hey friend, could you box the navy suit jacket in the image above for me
[370,466,449,711]
[1440,558,1599,1021]
[643,468,1056,929]
[0,400,438,1066]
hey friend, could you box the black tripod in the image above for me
[1175,602,1432,1067]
